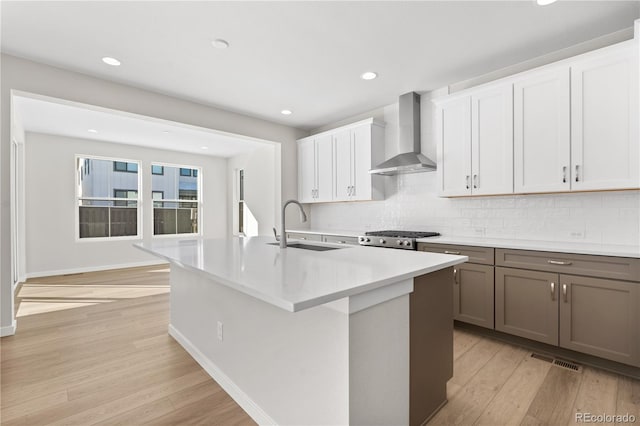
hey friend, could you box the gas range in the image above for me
[358,230,440,250]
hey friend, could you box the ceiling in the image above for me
[2,1,639,131]
[13,95,270,158]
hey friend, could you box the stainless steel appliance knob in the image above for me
[379,239,386,244]
[396,240,403,245]
[365,238,371,243]
[404,241,411,247]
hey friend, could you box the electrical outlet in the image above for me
[473,227,485,237]
[217,321,223,341]
[569,231,585,239]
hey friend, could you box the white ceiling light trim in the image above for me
[87,128,98,133]
[101,56,121,66]
[281,109,292,115]
[361,71,378,80]
[212,39,229,49]
[536,0,558,5]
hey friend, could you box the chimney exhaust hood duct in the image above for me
[369,92,437,176]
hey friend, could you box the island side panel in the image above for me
[348,294,410,426]
[168,266,349,425]
[410,267,454,426]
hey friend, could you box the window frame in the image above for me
[113,161,138,173]
[151,162,202,238]
[75,155,142,242]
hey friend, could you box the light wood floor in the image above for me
[1,266,638,425]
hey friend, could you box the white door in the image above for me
[471,84,514,196]
[514,68,571,193]
[315,134,334,202]
[571,46,639,190]
[436,96,472,196]
[333,129,352,201]
[297,138,316,203]
[351,124,372,201]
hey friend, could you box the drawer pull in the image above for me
[562,284,568,303]
[300,237,307,240]
[550,282,555,300]
[444,251,461,255]
[453,268,458,284]
[548,260,572,266]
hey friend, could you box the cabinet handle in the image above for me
[444,250,461,255]
[338,240,346,244]
[351,185,355,196]
[300,237,307,240]
[453,268,458,284]
[473,174,478,189]
[465,175,470,190]
[548,260,572,266]
[562,284,568,303]
[562,166,567,183]
[311,189,314,198]
[550,282,556,301]
[347,186,351,196]
[575,165,580,182]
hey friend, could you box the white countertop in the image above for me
[135,236,467,312]
[416,236,640,258]
[286,228,364,238]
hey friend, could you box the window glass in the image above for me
[77,157,140,238]
[152,164,200,235]
[151,165,164,175]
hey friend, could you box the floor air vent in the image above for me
[530,353,582,372]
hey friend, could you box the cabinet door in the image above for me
[436,96,472,196]
[495,267,558,345]
[471,84,514,195]
[514,68,571,193]
[351,124,372,201]
[454,263,494,329]
[559,274,639,367]
[315,135,333,202]
[571,46,639,190]
[297,138,316,203]
[333,129,352,201]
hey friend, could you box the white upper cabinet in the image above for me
[436,96,472,196]
[297,118,384,203]
[435,39,638,197]
[514,67,571,193]
[435,82,512,197]
[571,45,639,191]
[297,134,333,203]
[471,84,514,196]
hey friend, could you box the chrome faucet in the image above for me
[279,199,307,248]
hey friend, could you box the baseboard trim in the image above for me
[25,260,168,279]
[168,324,277,426]
[0,320,17,337]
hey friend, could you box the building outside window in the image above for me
[152,164,200,235]
[151,165,164,175]
[77,156,140,239]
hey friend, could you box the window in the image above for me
[77,157,140,239]
[238,169,244,235]
[152,164,201,235]
[151,165,164,175]
[113,161,138,173]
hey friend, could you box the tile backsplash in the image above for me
[310,172,640,245]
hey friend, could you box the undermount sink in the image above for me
[267,242,343,251]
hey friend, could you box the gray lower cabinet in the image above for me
[419,243,495,329]
[559,274,640,367]
[454,263,495,329]
[495,267,559,345]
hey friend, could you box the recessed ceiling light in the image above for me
[88,129,98,133]
[102,57,121,66]
[201,146,208,150]
[536,0,557,5]
[281,109,292,115]
[212,39,229,49]
[162,130,170,134]
[361,71,378,80]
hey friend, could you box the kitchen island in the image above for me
[135,236,467,426]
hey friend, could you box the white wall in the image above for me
[1,53,306,332]
[310,92,640,246]
[24,132,228,276]
[227,144,278,237]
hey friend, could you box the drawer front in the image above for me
[286,232,322,242]
[418,243,494,265]
[321,235,359,245]
[496,249,640,281]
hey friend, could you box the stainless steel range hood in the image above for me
[369,92,437,175]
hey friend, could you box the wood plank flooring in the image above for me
[2,266,639,425]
